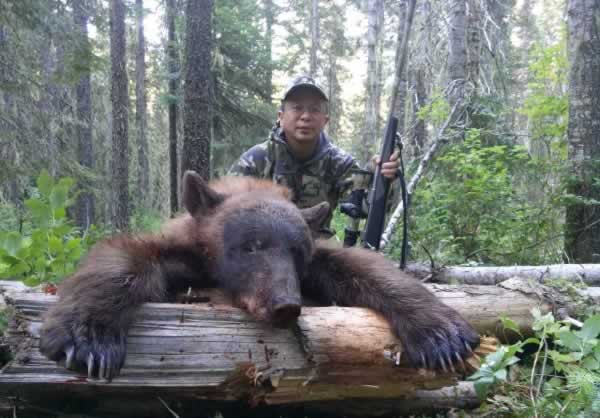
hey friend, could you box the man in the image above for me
[229,75,400,235]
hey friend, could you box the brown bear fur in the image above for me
[39,171,479,380]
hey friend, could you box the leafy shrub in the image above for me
[0,170,96,286]
[471,309,600,417]
[407,128,564,265]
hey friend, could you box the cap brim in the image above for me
[283,84,328,101]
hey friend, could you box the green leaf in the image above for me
[34,257,46,273]
[500,316,523,337]
[494,368,508,381]
[56,177,75,191]
[49,186,68,211]
[25,198,51,227]
[53,207,66,220]
[37,170,54,198]
[558,330,582,351]
[580,315,600,340]
[48,236,62,253]
[582,356,599,370]
[22,276,41,287]
[7,262,30,277]
[2,232,22,256]
[473,377,495,400]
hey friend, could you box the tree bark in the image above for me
[410,67,427,152]
[73,0,96,231]
[0,281,506,412]
[0,278,506,418]
[264,0,274,103]
[404,263,600,286]
[361,0,384,164]
[110,0,130,230]
[466,0,481,90]
[447,0,467,106]
[181,0,213,181]
[6,274,599,415]
[565,0,600,263]
[309,0,319,77]
[388,0,416,124]
[135,0,149,210]
[166,0,180,216]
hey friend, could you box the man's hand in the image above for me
[373,150,400,179]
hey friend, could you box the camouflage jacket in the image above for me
[228,126,362,229]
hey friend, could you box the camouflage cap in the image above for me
[282,75,328,102]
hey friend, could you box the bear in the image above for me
[39,171,479,380]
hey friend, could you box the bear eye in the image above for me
[243,240,262,253]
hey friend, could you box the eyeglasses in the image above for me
[284,103,327,115]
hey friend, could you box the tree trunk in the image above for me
[326,50,341,139]
[309,0,319,77]
[39,30,58,177]
[388,0,416,127]
[181,0,213,181]
[264,0,274,103]
[135,0,149,210]
[361,0,384,164]
[166,0,180,216]
[73,0,95,231]
[0,281,507,413]
[5,275,598,415]
[447,0,467,105]
[410,67,427,153]
[403,262,600,286]
[110,0,130,230]
[390,1,408,132]
[466,0,481,90]
[565,0,600,263]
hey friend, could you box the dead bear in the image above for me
[39,171,479,380]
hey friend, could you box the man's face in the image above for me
[278,89,329,147]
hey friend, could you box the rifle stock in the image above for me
[362,116,398,250]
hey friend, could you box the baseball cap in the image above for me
[282,75,328,101]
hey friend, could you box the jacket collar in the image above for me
[270,125,331,166]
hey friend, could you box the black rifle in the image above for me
[340,115,409,268]
[362,116,399,251]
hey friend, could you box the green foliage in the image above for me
[407,129,564,265]
[416,93,451,126]
[0,171,95,286]
[130,209,165,233]
[519,41,568,150]
[472,309,600,417]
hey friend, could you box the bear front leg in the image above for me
[39,236,193,380]
[304,244,480,371]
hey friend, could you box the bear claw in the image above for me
[65,345,75,369]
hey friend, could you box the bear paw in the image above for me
[39,310,127,381]
[393,312,480,372]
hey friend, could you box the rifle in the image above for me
[341,115,409,268]
[363,115,398,250]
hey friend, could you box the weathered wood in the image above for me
[5,277,587,415]
[405,263,600,286]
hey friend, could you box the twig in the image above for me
[535,338,549,400]
[157,397,180,418]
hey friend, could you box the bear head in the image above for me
[178,171,330,326]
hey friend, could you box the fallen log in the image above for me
[405,263,600,286]
[1,277,594,417]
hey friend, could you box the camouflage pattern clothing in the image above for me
[228,125,362,231]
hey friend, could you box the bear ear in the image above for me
[182,171,225,217]
[299,201,330,233]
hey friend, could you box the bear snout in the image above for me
[271,297,302,326]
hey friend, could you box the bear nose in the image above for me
[272,298,301,326]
